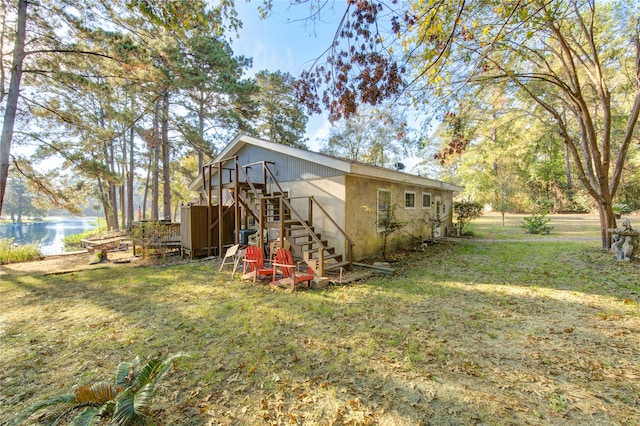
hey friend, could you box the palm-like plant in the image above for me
[12,353,187,425]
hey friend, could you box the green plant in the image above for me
[62,219,104,250]
[521,200,554,234]
[12,353,187,425]
[0,238,41,264]
[612,203,633,217]
[453,201,483,235]
[521,212,553,234]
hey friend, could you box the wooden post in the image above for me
[279,197,285,250]
[259,197,265,251]
[218,161,224,257]
[234,157,240,244]
[207,164,212,257]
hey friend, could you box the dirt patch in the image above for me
[0,249,141,276]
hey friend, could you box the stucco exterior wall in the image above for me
[278,175,348,257]
[345,175,454,260]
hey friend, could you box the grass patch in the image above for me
[470,212,602,239]
[1,218,640,424]
[0,238,42,264]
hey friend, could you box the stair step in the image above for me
[298,240,328,248]
[324,261,352,273]
[303,247,336,257]
[305,253,342,263]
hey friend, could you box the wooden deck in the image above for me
[80,237,125,252]
[132,221,181,256]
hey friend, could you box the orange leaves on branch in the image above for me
[434,111,470,164]
[295,0,405,121]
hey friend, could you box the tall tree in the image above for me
[173,32,256,169]
[296,0,640,249]
[321,106,411,167]
[0,0,27,216]
[253,70,308,148]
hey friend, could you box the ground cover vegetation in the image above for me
[1,215,638,425]
[0,238,40,264]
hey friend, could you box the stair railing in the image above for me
[278,195,326,275]
[309,196,354,270]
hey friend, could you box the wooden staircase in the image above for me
[230,160,354,276]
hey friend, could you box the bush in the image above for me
[62,219,103,250]
[453,201,483,235]
[521,212,553,234]
[0,238,41,264]
[612,203,633,217]
[12,353,187,425]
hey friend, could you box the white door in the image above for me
[434,196,442,238]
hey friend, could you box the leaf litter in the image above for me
[0,240,639,425]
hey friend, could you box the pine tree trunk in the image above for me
[127,124,134,227]
[0,0,27,216]
[152,98,160,220]
[109,141,119,230]
[162,90,171,220]
[143,148,152,220]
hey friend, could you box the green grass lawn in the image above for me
[469,212,604,240]
[1,215,639,425]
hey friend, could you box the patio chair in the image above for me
[218,244,245,279]
[271,247,315,292]
[241,245,272,282]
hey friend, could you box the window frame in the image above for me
[377,189,392,233]
[422,192,432,209]
[404,191,416,209]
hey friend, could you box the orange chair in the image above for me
[271,248,315,292]
[241,245,272,282]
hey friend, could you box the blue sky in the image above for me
[231,1,346,150]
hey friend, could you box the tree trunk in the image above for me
[152,98,160,220]
[127,123,134,228]
[0,0,27,216]
[143,147,152,220]
[598,201,616,250]
[109,140,119,230]
[162,89,171,220]
[564,143,572,193]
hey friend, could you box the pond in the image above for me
[0,216,98,255]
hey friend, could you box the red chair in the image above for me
[241,245,272,282]
[271,248,315,292]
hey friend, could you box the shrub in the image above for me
[453,201,483,235]
[521,212,553,234]
[521,199,554,234]
[0,238,41,264]
[62,219,104,251]
[612,203,633,217]
[12,353,187,425]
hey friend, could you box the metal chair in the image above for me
[218,244,244,278]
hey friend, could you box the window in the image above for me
[404,191,416,209]
[377,189,391,232]
[422,192,432,209]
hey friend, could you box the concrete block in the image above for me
[311,277,329,289]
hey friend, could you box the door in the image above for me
[434,196,442,238]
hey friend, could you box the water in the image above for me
[0,216,98,255]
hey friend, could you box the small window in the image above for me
[377,189,391,232]
[422,193,432,209]
[404,191,416,209]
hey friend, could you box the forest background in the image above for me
[0,0,639,249]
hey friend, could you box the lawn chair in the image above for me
[218,244,245,279]
[271,247,315,292]
[241,245,272,282]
